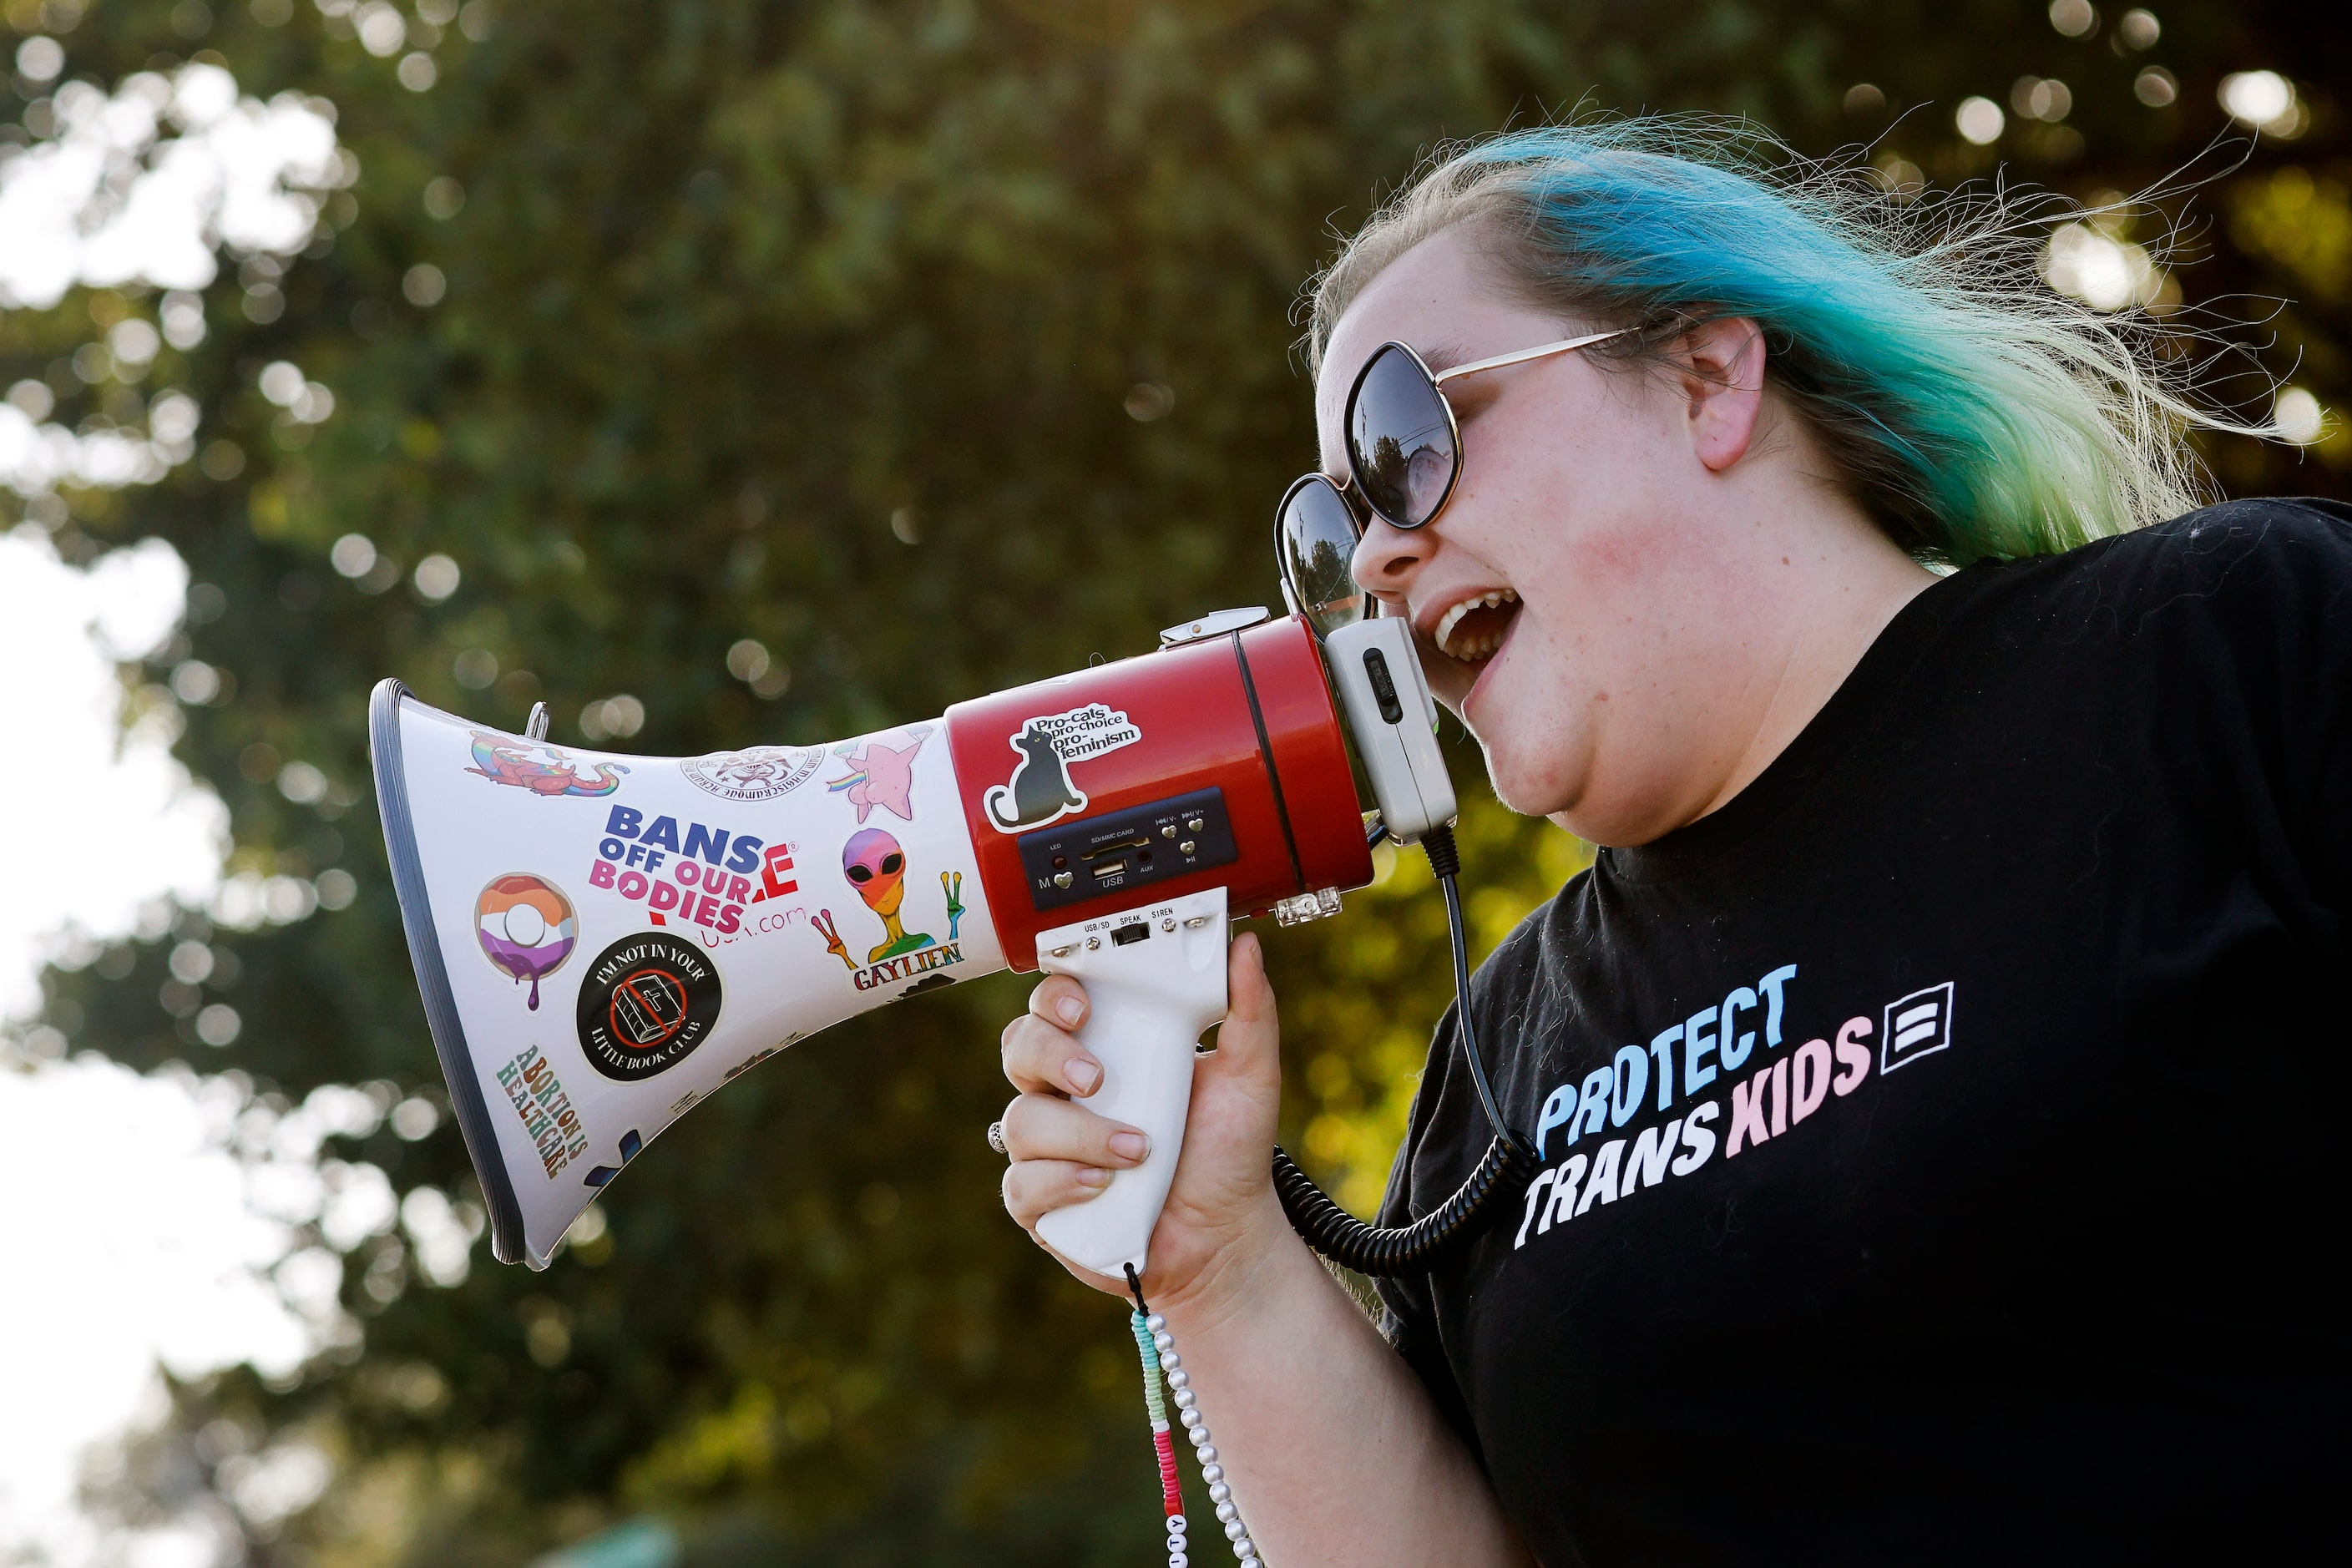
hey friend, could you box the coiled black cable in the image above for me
[1271,822,1540,1277]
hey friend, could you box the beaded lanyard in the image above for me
[1125,1265,1260,1568]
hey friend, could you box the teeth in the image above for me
[1432,588,1519,661]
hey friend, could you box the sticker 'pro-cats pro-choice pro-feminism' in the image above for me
[983,703,1142,832]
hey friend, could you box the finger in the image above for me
[1209,931,1282,1075]
[1002,1158,1111,1229]
[999,1014,1104,1097]
[1003,1092,1149,1168]
[1029,974,1090,1030]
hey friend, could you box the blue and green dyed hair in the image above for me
[1309,121,2224,564]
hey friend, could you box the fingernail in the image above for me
[1067,1059,1101,1095]
[1077,1166,1111,1189]
[1109,1130,1149,1162]
[1056,997,1084,1025]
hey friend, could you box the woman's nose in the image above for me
[1349,512,1431,603]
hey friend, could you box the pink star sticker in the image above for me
[830,736,924,822]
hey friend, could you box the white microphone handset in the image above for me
[1033,886,1231,1279]
[1323,617,1457,844]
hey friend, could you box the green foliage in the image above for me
[7,0,2345,1560]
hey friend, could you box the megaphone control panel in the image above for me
[1015,787,1239,913]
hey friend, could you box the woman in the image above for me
[994,124,2349,1564]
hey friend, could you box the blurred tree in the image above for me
[5,0,2345,1560]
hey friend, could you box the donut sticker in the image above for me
[476,873,579,1010]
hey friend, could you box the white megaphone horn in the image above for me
[370,608,1456,1275]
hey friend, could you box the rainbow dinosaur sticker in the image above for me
[466,731,628,797]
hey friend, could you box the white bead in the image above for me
[1168,1555,1187,1568]
[1207,1482,1229,1504]
[1166,1368,1190,1390]
[1234,1540,1255,1561]
[1186,1425,1209,1446]
[1172,1388,1196,1411]
[1237,1551,1258,1566]
[1167,1537,1186,1555]
[1169,1516,1186,1533]
[1145,1313,1166,1332]
[1214,1502,1237,1523]
[1200,1463,1224,1484]
[1154,1332,1174,1353]
[1160,1352,1181,1371]
[1196,1444,1217,1464]
[1179,1409,1202,1430]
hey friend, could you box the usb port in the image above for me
[1112,923,1151,946]
[1090,859,1127,881]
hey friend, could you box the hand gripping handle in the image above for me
[1033,887,1230,1278]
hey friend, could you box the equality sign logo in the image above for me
[1880,982,1955,1073]
[680,745,824,803]
[983,703,1141,832]
[574,932,724,1082]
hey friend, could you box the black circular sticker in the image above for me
[574,932,724,1081]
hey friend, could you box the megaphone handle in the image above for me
[1034,888,1231,1280]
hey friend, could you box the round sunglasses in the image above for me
[1276,328,1629,636]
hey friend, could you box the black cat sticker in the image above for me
[982,703,1142,832]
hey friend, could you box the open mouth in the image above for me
[1432,588,1521,664]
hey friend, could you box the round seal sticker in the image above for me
[680,745,824,803]
[575,932,724,1082]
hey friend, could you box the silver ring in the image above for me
[987,1120,1008,1156]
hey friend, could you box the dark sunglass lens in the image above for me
[1278,478,1368,635]
[1348,345,1457,527]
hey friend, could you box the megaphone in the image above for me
[370,607,1459,1275]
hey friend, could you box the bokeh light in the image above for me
[2219,70,2302,135]
[1955,96,2006,146]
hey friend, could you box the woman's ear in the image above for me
[1672,317,1768,473]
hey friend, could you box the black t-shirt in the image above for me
[1373,500,2352,1565]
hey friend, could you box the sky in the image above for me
[0,50,355,1565]
[0,528,317,1561]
